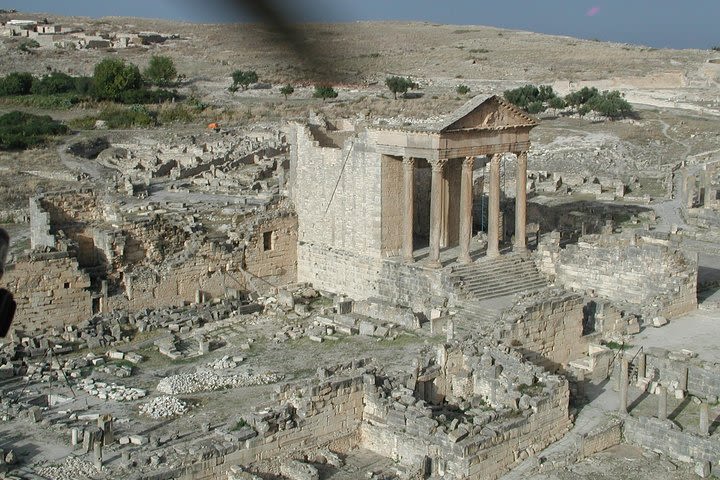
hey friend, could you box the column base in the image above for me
[403,254,415,263]
[426,259,442,269]
[486,248,500,258]
[458,254,472,264]
[513,245,528,255]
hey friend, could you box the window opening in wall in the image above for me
[92,297,100,314]
[64,282,70,289]
[263,231,275,251]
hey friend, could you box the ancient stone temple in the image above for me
[289,95,538,307]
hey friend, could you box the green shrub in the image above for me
[526,101,546,114]
[19,39,40,53]
[98,105,156,128]
[118,88,177,104]
[144,55,177,87]
[31,72,76,95]
[74,76,94,95]
[0,111,68,149]
[504,84,557,110]
[456,84,471,95]
[586,90,633,118]
[92,58,143,101]
[564,86,599,106]
[68,115,98,130]
[0,72,34,96]
[231,70,258,91]
[158,104,194,124]
[385,76,413,99]
[3,93,81,109]
[313,85,338,101]
[280,84,294,100]
[548,96,567,109]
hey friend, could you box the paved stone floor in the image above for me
[632,307,720,363]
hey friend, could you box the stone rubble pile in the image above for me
[36,455,99,480]
[157,370,281,395]
[139,395,189,418]
[208,356,244,369]
[78,378,147,401]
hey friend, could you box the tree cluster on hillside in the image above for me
[385,76,414,99]
[0,111,68,149]
[229,70,259,92]
[503,84,634,119]
[0,56,181,105]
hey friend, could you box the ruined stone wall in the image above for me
[290,124,383,258]
[623,416,718,468]
[638,348,720,399]
[4,252,92,331]
[361,347,571,479]
[116,243,239,311]
[495,293,587,371]
[535,232,697,319]
[171,373,367,480]
[298,243,442,314]
[36,190,102,241]
[243,212,297,287]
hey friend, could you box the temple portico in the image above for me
[373,95,538,267]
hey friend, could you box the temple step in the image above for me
[446,253,548,303]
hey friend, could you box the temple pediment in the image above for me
[436,95,538,132]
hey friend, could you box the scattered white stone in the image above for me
[37,455,99,480]
[78,377,146,401]
[157,370,281,395]
[208,355,244,370]
[652,316,668,327]
[140,395,189,419]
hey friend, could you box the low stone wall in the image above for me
[535,232,697,320]
[4,252,92,331]
[624,416,718,468]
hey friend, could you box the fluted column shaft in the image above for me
[459,157,474,264]
[487,154,501,258]
[428,159,447,268]
[514,151,528,252]
[402,157,415,262]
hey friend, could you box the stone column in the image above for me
[402,157,415,262]
[679,366,689,392]
[637,352,646,379]
[514,151,528,253]
[487,154,501,258]
[93,441,103,471]
[619,356,629,414]
[428,159,447,268]
[699,400,709,436]
[657,385,667,420]
[458,156,475,264]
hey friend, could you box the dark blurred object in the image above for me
[0,228,15,337]
[215,0,338,81]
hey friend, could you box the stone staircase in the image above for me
[446,253,548,302]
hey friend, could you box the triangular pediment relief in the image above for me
[439,95,538,132]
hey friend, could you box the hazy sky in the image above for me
[5,0,719,50]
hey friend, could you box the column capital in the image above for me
[515,151,528,161]
[402,156,416,167]
[429,158,447,172]
[490,153,502,163]
[462,156,475,169]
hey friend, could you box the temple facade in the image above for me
[288,95,538,306]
